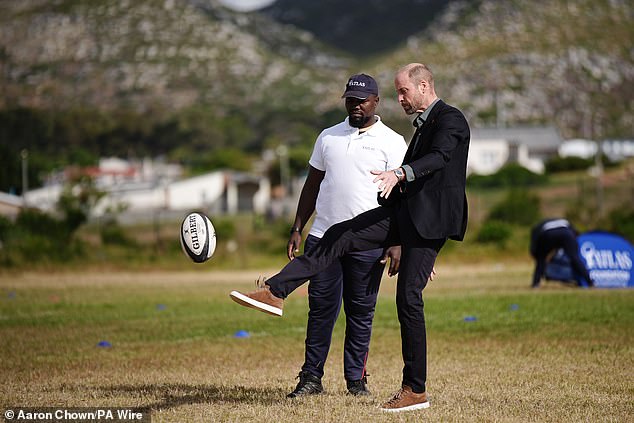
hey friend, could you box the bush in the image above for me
[100,219,136,246]
[476,220,513,245]
[468,163,548,189]
[0,204,94,266]
[57,175,104,233]
[2,210,83,264]
[605,205,634,242]
[0,215,11,241]
[487,189,541,225]
[210,217,237,239]
[16,209,72,241]
[545,154,620,173]
[545,156,593,173]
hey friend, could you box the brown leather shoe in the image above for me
[380,385,430,413]
[230,279,283,316]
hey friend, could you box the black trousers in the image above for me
[302,235,384,381]
[267,204,445,393]
[532,227,593,287]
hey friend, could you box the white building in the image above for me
[23,158,271,221]
[0,192,23,219]
[97,170,270,217]
[468,126,563,175]
[559,138,634,161]
[558,139,597,159]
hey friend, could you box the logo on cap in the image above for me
[342,74,378,99]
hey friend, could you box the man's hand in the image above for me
[380,245,401,276]
[371,169,400,199]
[429,267,436,282]
[287,232,302,260]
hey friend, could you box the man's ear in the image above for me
[419,79,428,93]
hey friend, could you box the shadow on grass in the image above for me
[68,383,288,410]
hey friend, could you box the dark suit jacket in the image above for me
[383,100,470,241]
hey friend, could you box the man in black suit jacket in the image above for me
[230,63,470,413]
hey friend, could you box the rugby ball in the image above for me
[180,212,216,263]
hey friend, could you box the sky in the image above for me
[217,0,276,12]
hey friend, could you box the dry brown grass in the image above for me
[0,264,632,422]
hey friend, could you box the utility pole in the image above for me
[276,144,291,216]
[585,109,604,220]
[21,149,28,207]
[276,145,290,197]
[592,113,604,219]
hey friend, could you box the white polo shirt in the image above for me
[308,116,407,238]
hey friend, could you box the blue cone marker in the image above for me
[510,304,520,311]
[97,340,112,348]
[234,330,250,338]
[156,304,167,311]
[463,316,477,322]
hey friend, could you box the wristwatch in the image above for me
[393,167,404,181]
[290,227,301,235]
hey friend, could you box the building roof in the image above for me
[471,126,562,152]
[0,192,23,207]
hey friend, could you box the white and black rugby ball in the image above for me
[180,212,216,263]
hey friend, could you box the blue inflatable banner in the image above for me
[577,231,634,288]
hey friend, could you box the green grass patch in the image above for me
[0,267,632,421]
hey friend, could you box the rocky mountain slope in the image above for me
[0,0,632,139]
[0,0,348,113]
[378,0,633,139]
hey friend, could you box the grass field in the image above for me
[1,263,632,422]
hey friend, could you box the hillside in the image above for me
[0,0,631,181]
[0,0,348,113]
[359,0,633,139]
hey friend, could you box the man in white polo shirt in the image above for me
[284,74,407,398]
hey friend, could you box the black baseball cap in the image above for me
[341,73,379,99]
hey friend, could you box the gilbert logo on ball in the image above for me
[180,212,216,263]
